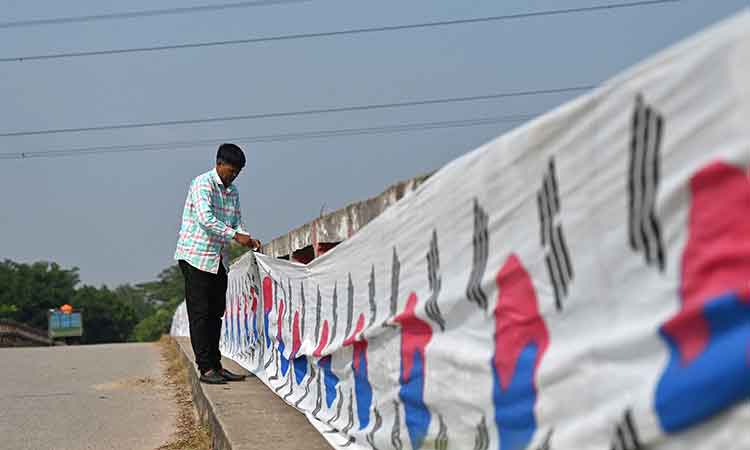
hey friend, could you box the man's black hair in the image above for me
[216,143,246,168]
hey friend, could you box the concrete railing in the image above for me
[259,173,431,263]
[0,319,58,347]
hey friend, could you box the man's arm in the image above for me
[233,195,261,250]
[192,184,237,241]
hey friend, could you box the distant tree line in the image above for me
[0,244,253,344]
[0,259,183,343]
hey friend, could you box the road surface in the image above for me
[0,343,177,450]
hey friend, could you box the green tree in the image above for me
[0,304,18,316]
[0,260,78,329]
[73,285,138,344]
[137,265,184,308]
[132,308,175,342]
[113,285,155,323]
[0,259,190,344]
[131,264,186,341]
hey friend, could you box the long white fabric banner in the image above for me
[173,11,750,450]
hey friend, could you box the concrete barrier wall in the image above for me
[260,174,431,262]
[0,319,57,347]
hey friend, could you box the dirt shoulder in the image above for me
[157,336,211,450]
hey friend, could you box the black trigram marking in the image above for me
[537,158,574,311]
[435,414,448,450]
[300,282,307,340]
[263,343,274,370]
[330,283,339,345]
[255,284,266,373]
[425,230,446,331]
[467,198,489,311]
[366,407,383,450]
[629,94,665,272]
[269,378,289,395]
[368,265,377,327]
[268,345,280,382]
[240,281,249,355]
[391,401,404,450]
[534,429,553,450]
[314,286,322,343]
[248,300,258,347]
[287,279,293,333]
[610,409,642,450]
[345,273,354,337]
[342,390,355,435]
[276,278,285,319]
[246,267,257,285]
[338,392,358,447]
[270,281,284,374]
[327,386,345,426]
[241,277,253,353]
[312,369,323,416]
[473,416,489,450]
[274,279,280,313]
[243,278,253,356]
[226,280,236,354]
[275,364,290,392]
[275,278,288,309]
[248,277,257,360]
[238,280,246,355]
[384,248,401,329]
[255,324,264,373]
[237,280,245,355]
[283,371,295,400]
[295,363,315,408]
[263,280,279,370]
[282,353,296,400]
[390,248,400,318]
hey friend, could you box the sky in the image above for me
[0,0,747,287]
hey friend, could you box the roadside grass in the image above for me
[157,336,212,450]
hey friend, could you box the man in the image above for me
[174,143,260,384]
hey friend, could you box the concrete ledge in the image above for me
[259,173,431,259]
[0,319,60,347]
[173,337,331,450]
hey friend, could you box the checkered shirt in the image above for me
[174,169,245,273]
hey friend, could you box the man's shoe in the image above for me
[219,368,247,382]
[199,369,227,384]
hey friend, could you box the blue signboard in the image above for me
[48,310,83,338]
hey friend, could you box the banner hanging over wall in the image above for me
[173,11,750,450]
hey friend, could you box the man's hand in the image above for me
[234,233,262,251]
[233,233,254,248]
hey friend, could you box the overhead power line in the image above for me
[0,0,313,30]
[0,0,682,63]
[0,113,538,160]
[0,85,593,138]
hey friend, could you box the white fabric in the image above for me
[169,300,189,337]
[172,11,750,450]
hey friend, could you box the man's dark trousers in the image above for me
[178,259,227,374]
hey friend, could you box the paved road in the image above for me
[0,343,177,450]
